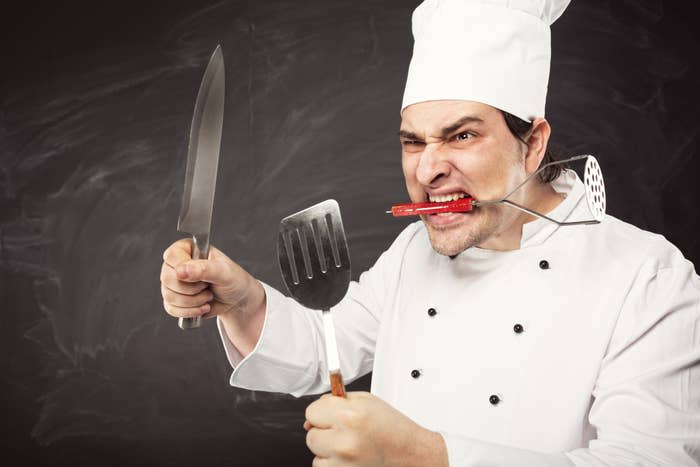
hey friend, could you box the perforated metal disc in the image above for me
[584,156,606,222]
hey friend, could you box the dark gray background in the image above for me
[1,0,698,465]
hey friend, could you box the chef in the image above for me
[159,0,700,466]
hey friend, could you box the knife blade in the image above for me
[177,45,225,330]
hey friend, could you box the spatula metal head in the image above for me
[277,199,351,311]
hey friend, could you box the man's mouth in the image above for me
[387,192,475,217]
[427,191,470,203]
[423,191,474,224]
[427,191,472,214]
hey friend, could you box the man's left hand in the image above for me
[304,391,448,467]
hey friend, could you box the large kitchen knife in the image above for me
[177,45,225,330]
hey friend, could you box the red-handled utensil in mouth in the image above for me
[388,197,474,217]
[387,155,606,227]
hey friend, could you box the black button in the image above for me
[513,323,524,334]
[427,307,437,317]
[489,394,500,405]
[539,260,550,270]
[411,369,421,379]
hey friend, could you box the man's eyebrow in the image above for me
[398,130,422,140]
[398,115,484,141]
[438,115,484,137]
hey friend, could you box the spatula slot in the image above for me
[311,218,329,273]
[325,213,342,268]
[281,229,300,285]
[294,227,314,280]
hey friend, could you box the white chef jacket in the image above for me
[218,170,700,466]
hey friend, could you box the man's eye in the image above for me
[401,140,425,149]
[446,131,475,149]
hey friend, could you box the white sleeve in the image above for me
[565,254,700,466]
[216,222,422,398]
[439,252,700,467]
[439,433,574,466]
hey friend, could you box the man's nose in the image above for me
[415,142,451,186]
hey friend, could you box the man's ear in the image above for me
[524,118,551,176]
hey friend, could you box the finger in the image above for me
[311,456,330,467]
[163,300,210,319]
[160,263,210,295]
[305,396,344,429]
[207,244,231,262]
[200,301,235,320]
[306,427,335,459]
[162,238,195,268]
[303,420,312,431]
[343,391,369,400]
[174,259,232,285]
[161,284,214,308]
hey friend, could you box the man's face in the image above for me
[400,100,529,255]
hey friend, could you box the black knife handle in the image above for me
[178,233,211,330]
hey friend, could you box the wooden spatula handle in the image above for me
[330,370,346,398]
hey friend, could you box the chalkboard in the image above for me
[1,0,698,465]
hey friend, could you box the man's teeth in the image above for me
[428,192,468,203]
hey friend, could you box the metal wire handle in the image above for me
[472,155,605,226]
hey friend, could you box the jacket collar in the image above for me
[519,169,587,249]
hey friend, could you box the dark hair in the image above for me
[501,111,566,183]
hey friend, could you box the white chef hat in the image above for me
[401,0,571,122]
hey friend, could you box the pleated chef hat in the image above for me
[401,0,571,122]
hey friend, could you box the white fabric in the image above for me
[218,170,700,466]
[401,0,571,121]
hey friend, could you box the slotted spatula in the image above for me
[277,199,351,397]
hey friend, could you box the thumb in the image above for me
[175,259,232,285]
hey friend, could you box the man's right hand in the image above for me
[160,239,266,354]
